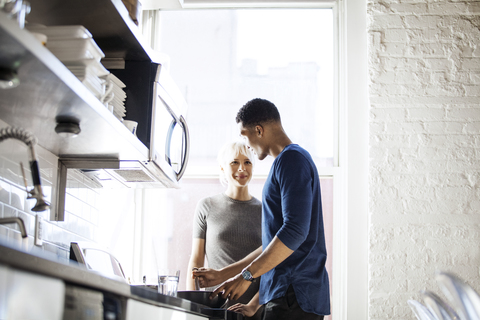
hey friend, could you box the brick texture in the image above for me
[367,1,480,319]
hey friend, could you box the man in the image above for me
[194,98,330,319]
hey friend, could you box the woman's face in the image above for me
[222,152,253,187]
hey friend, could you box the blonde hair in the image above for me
[217,141,255,186]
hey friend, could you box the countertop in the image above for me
[0,238,242,319]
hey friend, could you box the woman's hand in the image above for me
[192,267,224,288]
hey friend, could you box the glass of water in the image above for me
[158,270,179,297]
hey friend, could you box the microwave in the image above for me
[151,65,189,181]
[103,61,189,188]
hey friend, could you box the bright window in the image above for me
[156,8,334,174]
[139,8,335,320]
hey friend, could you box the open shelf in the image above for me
[0,7,150,161]
[27,0,163,62]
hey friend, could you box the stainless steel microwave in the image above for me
[97,62,190,189]
[150,66,189,183]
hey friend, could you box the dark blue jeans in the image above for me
[263,285,325,320]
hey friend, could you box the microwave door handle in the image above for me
[165,120,175,166]
[165,116,190,181]
[176,115,190,181]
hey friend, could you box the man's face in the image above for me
[238,122,268,160]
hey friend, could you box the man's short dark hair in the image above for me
[235,98,281,128]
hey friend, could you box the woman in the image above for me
[187,141,263,320]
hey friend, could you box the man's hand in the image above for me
[228,303,259,317]
[192,267,224,288]
[227,291,261,317]
[210,273,251,301]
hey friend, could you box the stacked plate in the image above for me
[102,73,127,120]
[26,25,111,102]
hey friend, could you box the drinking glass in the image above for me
[158,270,179,297]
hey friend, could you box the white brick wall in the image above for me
[367,1,480,319]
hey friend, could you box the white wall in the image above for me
[367,1,480,319]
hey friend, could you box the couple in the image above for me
[188,98,330,320]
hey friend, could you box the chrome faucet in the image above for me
[0,217,27,238]
[0,127,50,212]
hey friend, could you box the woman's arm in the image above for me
[186,238,205,290]
[194,246,262,288]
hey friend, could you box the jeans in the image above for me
[263,285,325,320]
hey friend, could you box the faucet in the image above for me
[0,217,27,238]
[0,127,50,212]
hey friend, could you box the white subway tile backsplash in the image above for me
[0,136,102,258]
[0,225,7,239]
[87,189,97,207]
[64,194,78,217]
[0,184,9,206]
[10,185,26,211]
[3,205,17,220]
[78,186,88,203]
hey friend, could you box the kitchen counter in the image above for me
[0,238,243,319]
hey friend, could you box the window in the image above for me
[155,9,334,174]
[139,7,336,319]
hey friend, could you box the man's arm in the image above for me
[244,236,294,279]
[194,246,263,288]
[211,236,293,300]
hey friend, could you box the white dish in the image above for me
[111,89,126,100]
[112,97,126,106]
[111,92,125,101]
[67,61,109,78]
[92,63,110,78]
[26,25,92,39]
[62,58,97,67]
[75,70,104,84]
[113,104,126,112]
[113,110,126,118]
[83,81,103,99]
[80,74,105,99]
[112,104,126,113]
[47,38,105,61]
[113,105,126,113]
[106,74,126,88]
[112,84,126,94]
[112,97,125,106]
[112,96,125,104]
